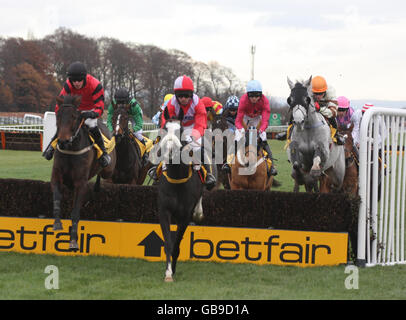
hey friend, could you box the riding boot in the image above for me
[201,148,216,191]
[221,140,237,173]
[138,137,149,165]
[329,117,346,145]
[275,115,293,140]
[42,132,58,160]
[89,127,111,168]
[262,141,277,176]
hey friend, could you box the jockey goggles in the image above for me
[338,108,348,112]
[69,75,85,82]
[175,91,193,99]
[247,92,262,98]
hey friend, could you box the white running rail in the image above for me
[357,107,406,267]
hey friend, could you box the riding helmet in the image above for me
[174,75,194,92]
[311,76,328,93]
[337,96,350,109]
[225,95,240,110]
[246,80,262,93]
[114,88,130,104]
[67,61,87,80]
[201,97,214,109]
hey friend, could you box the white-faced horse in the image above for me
[286,76,345,193]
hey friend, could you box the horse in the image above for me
[51,95,116,249]
[210,113,232,189]
[286,76,345,193]
[111,102,151,185]
[157,107,204,282]
[338,123,359,196]
[229,127,273,190]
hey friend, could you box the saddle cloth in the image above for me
[51,133,115,160]
[134,135,153,157]
[226,151,273,172]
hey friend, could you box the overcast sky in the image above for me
[2,0,406,101]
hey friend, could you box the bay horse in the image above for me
[229,127,273,190]
[286,76,345,193]
[338,123,359,196]
[158,107,204,282]
[51,95,116,249]
[112,102,150,184]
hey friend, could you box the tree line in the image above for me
[0,27,245,118]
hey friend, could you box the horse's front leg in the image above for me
[69,181,89,250]
[51,171,63,230]
[171,221,188,276]
[311,144,327,177]
[159,208,174,282]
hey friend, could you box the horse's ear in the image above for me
[56,96,64,106]
[304,76,312,88]
[287,77,295,90]
[73,95,82,106]
[163,107,170,121]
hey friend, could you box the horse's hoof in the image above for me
[164,276,174,282]
[69,240,79,250]
[53,222,63,231]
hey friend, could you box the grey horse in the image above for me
[286,76,345,193]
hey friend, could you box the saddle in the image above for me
[284,123,337,150]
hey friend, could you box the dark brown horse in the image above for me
[51,95,116,249]
[338,123,358,196]
[157,107,204,282]
[111,102,151,184]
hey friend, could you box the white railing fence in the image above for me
[357,107,406,267]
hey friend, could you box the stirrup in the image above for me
[221,163,231,173]
[147,166,158,180]
[42,145,55,160]
[99,153,111,168]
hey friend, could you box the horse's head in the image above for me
[55,95,83,149]
[112,101,131,139]
[338,123,354,158]
[287,76,313,129]
[160,107,186,163]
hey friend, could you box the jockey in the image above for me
[223,95,240,132]
[336,96,361,142]
[150,75,217,190]
[106,87,148,164]
[222,80,277,176]
[42,61,111,167]
[276,75,346,145]
[311,75,346,145]
[201,96,223,122]
[152,93,174,126]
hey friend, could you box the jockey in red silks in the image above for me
[152,75,216,190]
[42,61,111,167]
[222,79,277,176]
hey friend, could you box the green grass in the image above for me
[0,141,296,191]
[0,251,405,300]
